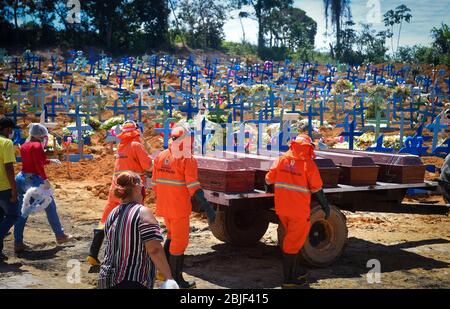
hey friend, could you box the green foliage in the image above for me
[100,117,124,131]
[177,0,227,49]
[221,41,257,57]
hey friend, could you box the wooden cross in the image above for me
[339,119,363,150]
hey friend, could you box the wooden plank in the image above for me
[326,149,426,183]
[315,150,379,185]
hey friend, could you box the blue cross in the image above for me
[314,100,329,126]
[336,113,350,141]
[179,98,199,120]
[366,135,394,153]
[340,119,363,150]
[6,105,26,123]
[426,114,448,151]
[301,105,319,138]
[66,106,94,162]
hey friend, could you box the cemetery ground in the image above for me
[0,150,448,289]
[1,49,450,289]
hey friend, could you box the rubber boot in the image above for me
[281,253,308,289]
[87,228,104,266]
[156,238,172,281]
[169,254,196,289]
[163,238,171,260]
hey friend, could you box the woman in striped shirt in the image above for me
[98,172,175,289]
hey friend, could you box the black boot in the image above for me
[87,228,105,266]
[282,254,308,289]
[163,238,171,260]
[169,254,196,289]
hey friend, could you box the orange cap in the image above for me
[291,134,315,148]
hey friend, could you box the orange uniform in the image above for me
[266,135,323,254]
[101,125,152,224]
[151,129,201,255]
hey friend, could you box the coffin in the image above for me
[315,150,379,185]
[195,155,255,193]
[325,149,426,183]
[219,152,340,189]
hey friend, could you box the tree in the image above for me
[265,7,316,51]
[238,11,250,43]
[178,0,228,49]
[323,0,352,60]
[230,0,293,54]
[431,23,450,54]
[383,4,412,56]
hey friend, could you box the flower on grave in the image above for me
[233,84,250,97]
[356,83,371,95]
[332,79,354,95]
[100,117,125,131]
[250,84,270,95]
[393,85,411,101]
[368,84,392,99]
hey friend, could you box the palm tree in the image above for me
[238,11,249,43]
[394,5,412,54]
[323,0,352,59]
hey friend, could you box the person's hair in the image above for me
[113,172,141,200]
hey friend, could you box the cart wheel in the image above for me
[277,205,348,267]
[209,206,270,246]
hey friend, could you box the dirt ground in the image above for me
[1,55,449,289]
[0,161,449,289]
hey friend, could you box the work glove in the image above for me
[49,159,62,165]
[264,181,274,193]
[192,189,216,224]
[160,279,179,289]
[313,189,331,220]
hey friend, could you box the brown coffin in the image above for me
[315,150,379,185]
[195,155,255,193]
[326,149,426,183]
[218,152,340,189]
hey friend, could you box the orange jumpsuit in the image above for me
[100,130,152,224]
[151,146,201,255]
[265,138,323,254]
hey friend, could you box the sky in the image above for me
[223,0,450,51]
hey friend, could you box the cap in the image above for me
[291,134,315,148]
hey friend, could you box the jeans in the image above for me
[0,189,19,252]
[14,172,64,244]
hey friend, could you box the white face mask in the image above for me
[8,131,15,140]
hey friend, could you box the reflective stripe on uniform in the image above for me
[113,170,146,176]
[274,182,310,193]
[186,181,200,188]
[155,178,186,186]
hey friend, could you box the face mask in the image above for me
[40,136,49,149]
[8,131,15,140]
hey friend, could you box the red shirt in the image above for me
[20,141,50,180]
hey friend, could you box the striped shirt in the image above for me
[98,202,163,289]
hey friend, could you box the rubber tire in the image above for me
[209,206,270,246]
[277,205,348,267]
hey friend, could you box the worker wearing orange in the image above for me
[265,134,330,289]
[151,125,215,289]
[87,121,152,266]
